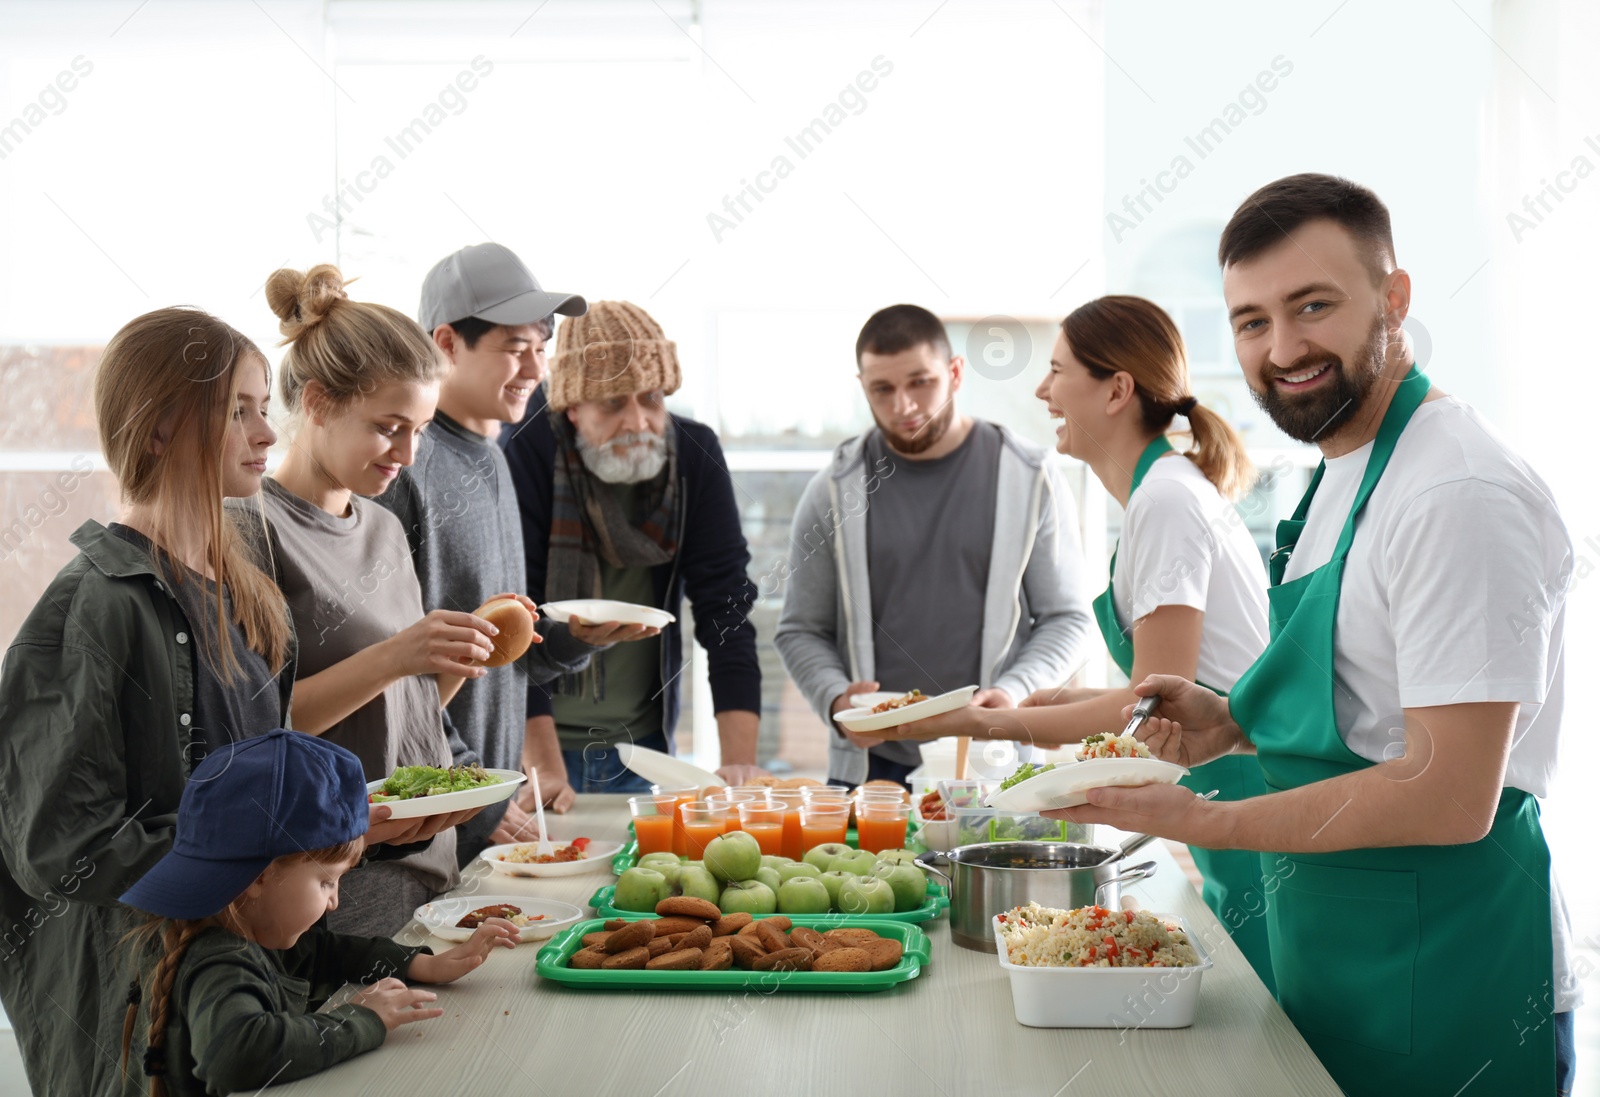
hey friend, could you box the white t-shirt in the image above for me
[1111,452,1270,691]
[1281,395,1578,1010]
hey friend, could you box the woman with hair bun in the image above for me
[241,263,498,935]
[880,295,1275,988]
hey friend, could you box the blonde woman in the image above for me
[244,265,496,935]
[881,295,1275,989]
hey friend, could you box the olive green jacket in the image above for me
[122,926,427,1096]
[0,521,295,1097]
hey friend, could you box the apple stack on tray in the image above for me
[591,829,949,923]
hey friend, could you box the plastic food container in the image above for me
[537,915,931,992]
[991,913,1213,1028]
[914,781,1088,851]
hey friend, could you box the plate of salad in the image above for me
[365,765,525,820]
[983,749,1188,814]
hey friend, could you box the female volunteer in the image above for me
[880,296,1275,987]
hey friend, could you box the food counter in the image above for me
[278,795,1340,1096]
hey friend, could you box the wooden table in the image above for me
[280,795,1340,1096]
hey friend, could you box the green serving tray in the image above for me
[536,915,931,992]
[611,820,919,876]
[587,878,949,924]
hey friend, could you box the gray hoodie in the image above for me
[774,424,1095,784]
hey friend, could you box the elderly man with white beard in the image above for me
[502,301,767,800]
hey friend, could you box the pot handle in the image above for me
[912,857,953,891]
[1094,859,1158,905]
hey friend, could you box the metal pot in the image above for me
[915,841,1158,952]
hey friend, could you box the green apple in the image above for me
[803,842,853,871]
[828,850,878,877]
[838,875,895,916]
[638,852,684,871]
[754,866,782,893]
[677,865,721,904]
[704,831,763,883]
[818,870,855,909]
[719,879,777,915]
[614,867,669,912]
[776,876,832,915]
[873,862,928,913]
[778,861,822,883]
[760,855,795,872]
[874,849,920,867]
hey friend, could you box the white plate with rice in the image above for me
[479,839,623,878]
[992,904,1212,1027]
[983,758,1189,813]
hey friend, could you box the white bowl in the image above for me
[479,840,624,878]
[991,913,1213,1028]
[413,895,585,943]
[366,769,526,820]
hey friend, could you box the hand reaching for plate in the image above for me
[567,617,661,646]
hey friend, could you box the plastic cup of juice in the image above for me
[708,792,758,833]
[680,801,727,859]
[855,799,910,853]
[769,796,806,861]
[799,803,851,850]
[629,795,676,856]
[737,801,787,856]
[652,784,697,857]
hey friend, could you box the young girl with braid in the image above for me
[119,730,515,1096]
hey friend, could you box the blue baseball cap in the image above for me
[120,729,369,920]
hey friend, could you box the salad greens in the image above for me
[998,761,1056,791]
[369,764,498,802]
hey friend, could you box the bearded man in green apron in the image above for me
[1049,174,1577,1096]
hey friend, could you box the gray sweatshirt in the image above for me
[773,423,1096,785]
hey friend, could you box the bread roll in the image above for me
[472,596,535,667]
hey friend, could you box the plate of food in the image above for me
[366,764,525,820]
[983,735,1188,813]
[614,742,721,791]
[833,685,978,734]
[539,599,675,629]
[479,837,624,878]
[413,896,585,943]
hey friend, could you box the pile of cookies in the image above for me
[565,896,905,974]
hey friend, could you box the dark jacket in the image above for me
[501,398,761,741]
[0,521,296,1097]
[122,926,428,1096]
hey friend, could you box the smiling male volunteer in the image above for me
[1050,174,1577,1096]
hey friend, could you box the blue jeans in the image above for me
[1556,1009,1574,1096]
[560,731,669,794]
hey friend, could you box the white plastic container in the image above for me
[991,913,1213,1028]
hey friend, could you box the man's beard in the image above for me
[576,430,668,484]
[874,397,956,456]
[1251,314,1387,444]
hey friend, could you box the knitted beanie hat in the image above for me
[547,300,681,412]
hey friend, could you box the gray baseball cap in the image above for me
[418,243,587,334]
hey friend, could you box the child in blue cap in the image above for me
[118,729,517,1096]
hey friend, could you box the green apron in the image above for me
[1090,435,1276,993]
[1228,368,1555,1095]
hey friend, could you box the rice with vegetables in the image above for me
[996,902,1199,968]
[1076,733,1153,761]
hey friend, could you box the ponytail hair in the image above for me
[121,835,365,1094]
[95,308,292,679]
[1061,295,1256,500]
[265,264,446,427]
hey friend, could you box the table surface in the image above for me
[280,795,1340,1097]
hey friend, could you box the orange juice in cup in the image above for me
[855,799,910,853]
[771,796,806,861]
[652,784,697,857]
[800,802,850,849]
[680,801,727,859]
[708,792,758,833]
[738,801,786,856]
[629,795,675,856]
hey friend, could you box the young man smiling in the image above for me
[376,244,651,858]
[1047,175,1577,1095]
[775,304,1095,788]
